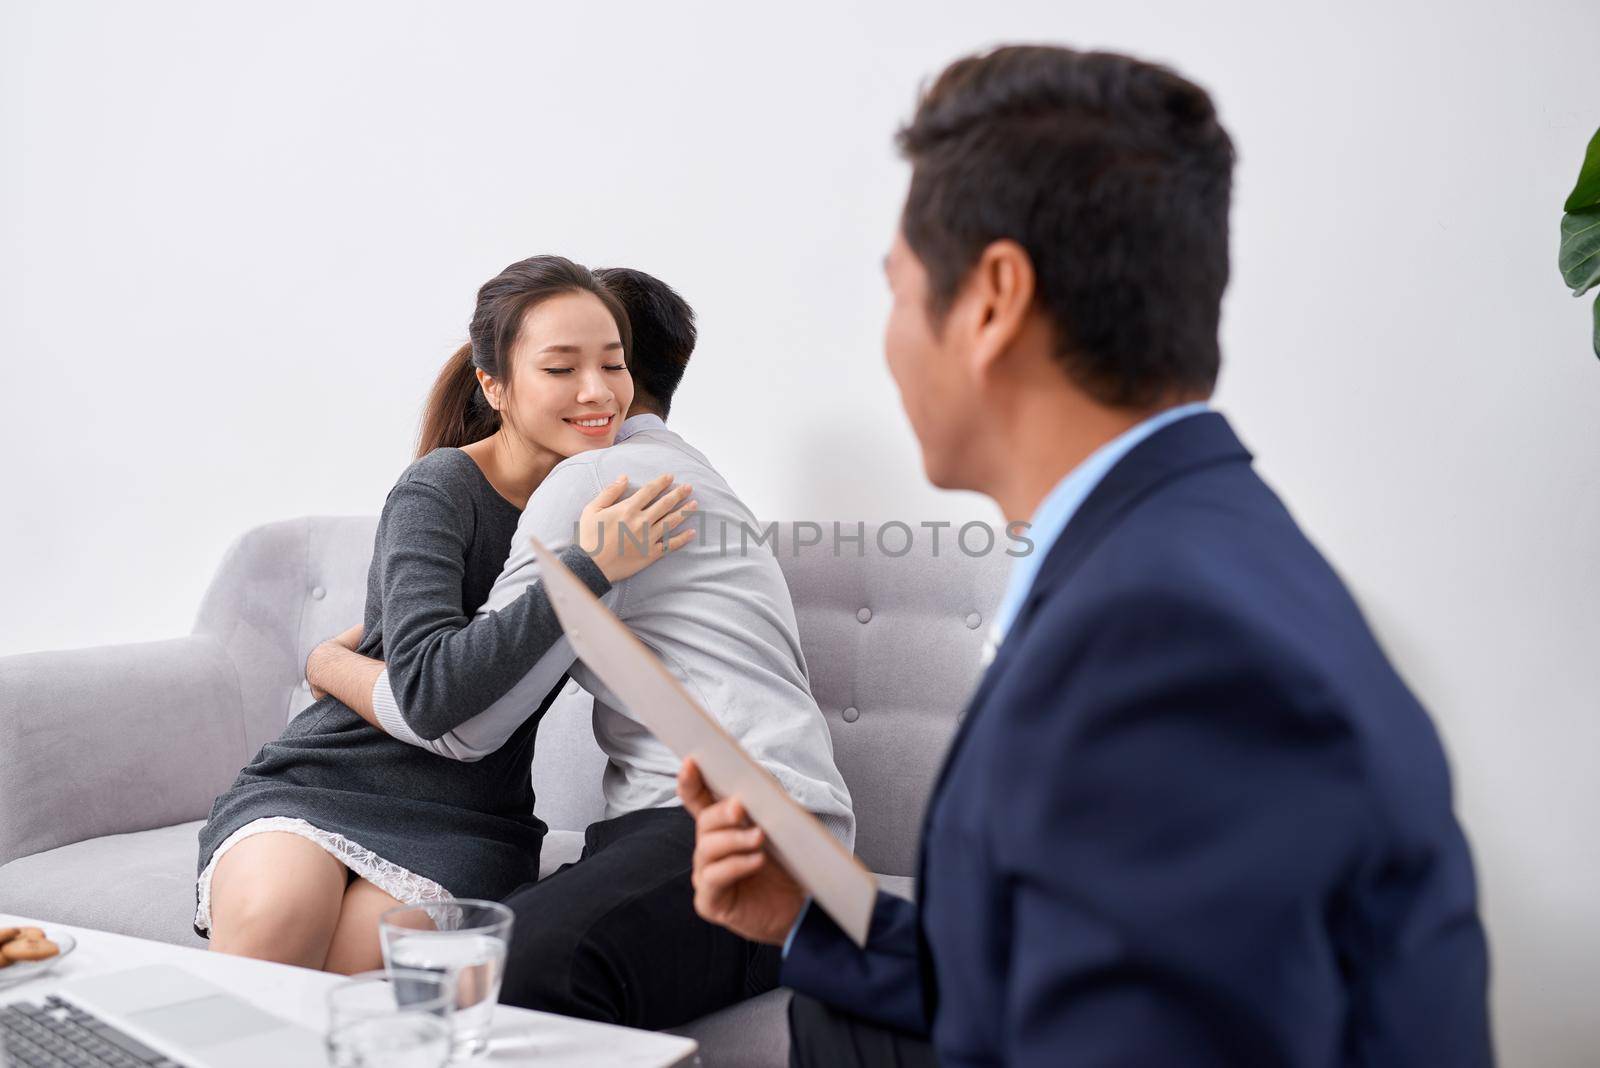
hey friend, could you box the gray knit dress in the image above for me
[194,447,610,937]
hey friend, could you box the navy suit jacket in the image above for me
[782,413,1492,1067]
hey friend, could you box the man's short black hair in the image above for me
[594,267,697,417]
[898,45,1234,407]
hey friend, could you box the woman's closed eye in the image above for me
[543,365,627,375]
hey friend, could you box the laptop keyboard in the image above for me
[1,996,187,1067]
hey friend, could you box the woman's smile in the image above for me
[565,413,616,438]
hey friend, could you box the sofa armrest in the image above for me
[0,636,246,867]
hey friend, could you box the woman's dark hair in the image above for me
[897,45,1235,407]
[417,255,632,458]
[593,267,697,417]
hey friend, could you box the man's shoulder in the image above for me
[521,430,722,529]
[1015,479,1308,655]
[558,429,722,485]
[1081,455,1328,603]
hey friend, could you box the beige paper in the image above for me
[530,537,876,947]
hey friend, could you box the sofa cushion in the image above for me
[673,988,792,1067]
[0,821,210,948]
[0,822,590,950]
[537,828,586,877]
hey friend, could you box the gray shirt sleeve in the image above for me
[377,475,609,742]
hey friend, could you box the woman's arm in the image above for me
[370,666,559,761]
[376,478,602,741]
[377,471,695,742]
[302,640,568,761]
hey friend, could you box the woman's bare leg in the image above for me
[207,832,347,969]
[322,877,427,976]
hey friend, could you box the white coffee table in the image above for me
[0,913,697,1067]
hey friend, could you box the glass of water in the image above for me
[325,967,454,1068]
[379,899,513,1061]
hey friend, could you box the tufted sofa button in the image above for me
[856,607,872,624]
[965,612,982,629]
[841,706,860,723]
[311,586,326,600]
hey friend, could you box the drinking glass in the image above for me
[325,967,454,1068]
[379,899,513,1060]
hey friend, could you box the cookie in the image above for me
[2,938,58,962]
[15,927,44,941]
[0,927,18,945]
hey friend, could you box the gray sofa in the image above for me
[0,516,1005,1065]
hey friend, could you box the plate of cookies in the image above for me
[0,925,76,987]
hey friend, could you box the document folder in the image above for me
[529,536,876,946]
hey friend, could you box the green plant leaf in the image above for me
[1565,126,1600,213]
[1560,207,1600,296]
[1592,294,1599,360]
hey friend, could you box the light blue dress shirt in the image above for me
[781,400,1210,959]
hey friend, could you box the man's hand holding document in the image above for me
[528,537,876,947]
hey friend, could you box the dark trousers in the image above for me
[497,806,780,1030]
[788,993,939,1068]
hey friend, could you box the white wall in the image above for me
[3,0,1596,1061]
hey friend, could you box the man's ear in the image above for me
[964,239,1036,380]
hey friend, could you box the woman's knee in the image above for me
[211,882,306,945]
[207,833,346,965]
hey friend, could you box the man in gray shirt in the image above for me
[309,268,853,1029]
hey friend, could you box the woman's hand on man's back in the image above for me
[577,472,698,584]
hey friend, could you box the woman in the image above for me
[195,255,696,974]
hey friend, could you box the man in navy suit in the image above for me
[677,44,1492,1067]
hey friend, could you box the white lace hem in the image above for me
[195,816,454,935]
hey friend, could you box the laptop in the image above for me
[2,964,324,1067]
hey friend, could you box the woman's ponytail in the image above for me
[415,343,499,458]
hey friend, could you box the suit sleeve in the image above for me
[780,891,930,1035]
[377,477,608,741]
[992,591,1373,1067]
